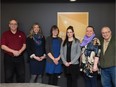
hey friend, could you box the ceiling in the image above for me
[2,0,115,3]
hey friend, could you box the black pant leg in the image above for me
[48,74,53,85]
[4,54,15,83]
[67,74,72,87]
[53,73,58,85]
[15,55,25,83]
[72,74,78,87]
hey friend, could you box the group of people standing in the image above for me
[1,19,115,87]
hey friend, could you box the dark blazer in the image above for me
[26,37,35,56]
[26,36,46,61]
[100,36,116,68]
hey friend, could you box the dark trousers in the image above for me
[84,74,97,87]
[48,73,59,86]
[64,64,79,87]
[66,74,78,87]
[4,54,25,83]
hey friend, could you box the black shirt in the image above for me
[66,41,72,62]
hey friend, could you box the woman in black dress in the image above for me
[26,23,46,83]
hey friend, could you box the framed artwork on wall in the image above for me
[57,12,89,42]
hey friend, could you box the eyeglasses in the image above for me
[102,31,110,34]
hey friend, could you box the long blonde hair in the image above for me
[28,23,42,38]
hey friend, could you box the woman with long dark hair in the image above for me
[61,26,81,87]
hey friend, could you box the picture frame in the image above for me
[57,12,89,42]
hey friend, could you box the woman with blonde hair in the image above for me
[26,23,46,83]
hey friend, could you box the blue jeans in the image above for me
[101,66,116,87]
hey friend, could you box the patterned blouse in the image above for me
[80,37,101,78]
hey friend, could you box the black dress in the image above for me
[26,34,46,75]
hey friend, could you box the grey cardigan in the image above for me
[60,39,81,65]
